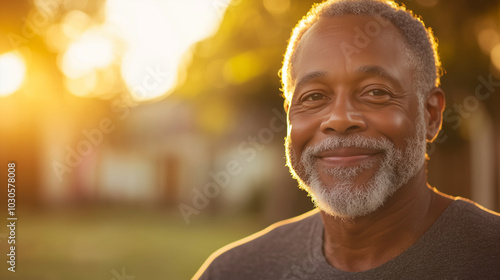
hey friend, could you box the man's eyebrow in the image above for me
[356,65,401,86]
[294,71,328,92]
[293,66,403,93]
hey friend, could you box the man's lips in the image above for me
[315,147,382,165]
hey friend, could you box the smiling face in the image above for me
[285,15,428,218]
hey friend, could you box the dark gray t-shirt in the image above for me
[196,199,500,279]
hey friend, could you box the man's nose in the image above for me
[319,96,366,134]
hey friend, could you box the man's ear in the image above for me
[425,87,445,142]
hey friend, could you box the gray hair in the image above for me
[281,0,442,102]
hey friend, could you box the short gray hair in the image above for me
[281,0,442,102]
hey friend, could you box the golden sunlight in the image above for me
[52,0,231,100]
[0,52,26,97]
[61,27,115,79]
[107,0,229,101]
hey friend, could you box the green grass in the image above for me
[0,206,263,280]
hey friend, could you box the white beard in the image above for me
[285,107,426,219]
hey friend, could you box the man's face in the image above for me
[285,15,427,219]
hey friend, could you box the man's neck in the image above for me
[320,169,453,272]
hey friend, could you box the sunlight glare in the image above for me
[0,52,26,97]
[105,0,230,101]
[64,72,97,97]
[61,27,115,79]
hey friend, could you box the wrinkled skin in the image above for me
[284,15,451,272]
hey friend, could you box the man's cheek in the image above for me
[289,116,321,147]
[369,112,413,146]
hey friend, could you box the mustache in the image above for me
[303,134,394,157]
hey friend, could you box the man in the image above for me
[194,0,500,279]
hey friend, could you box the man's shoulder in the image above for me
[193,209,322,279]
[204,208,321,262]
[448,198,500,244]
[415,198,500,278]
[217,208,320,253]
[450,198,500,227]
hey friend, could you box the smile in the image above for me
[315,148,383,166]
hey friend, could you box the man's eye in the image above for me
[304,93,325,101]
[366,89,390,97]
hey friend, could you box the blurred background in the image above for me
[0,0,499,279]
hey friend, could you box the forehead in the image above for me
[291,15,412,91]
